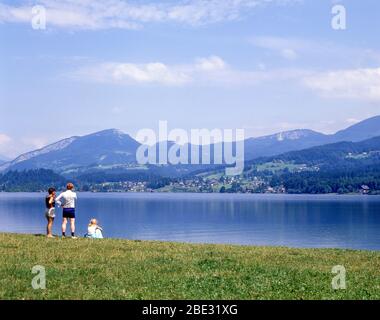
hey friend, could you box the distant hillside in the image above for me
[0,169,66,192]
[243,136,380,194]
[256,136,380,170]
[197,136,380,178]
[334,116,380,142]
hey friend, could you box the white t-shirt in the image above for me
[88,226,103,239]
[56,190,77,208]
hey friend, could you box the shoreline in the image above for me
[0,190,379,196]
[1,231,379,253]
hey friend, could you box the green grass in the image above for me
[0,233,379,300]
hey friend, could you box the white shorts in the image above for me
[45,208,56,219]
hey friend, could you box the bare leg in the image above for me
[46,216,50,235]
[62,217,68,236]
[70,218,76,235]
[47,217,54,237]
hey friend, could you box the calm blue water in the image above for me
[0,192,379,250]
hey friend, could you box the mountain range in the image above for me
[244,115,380,159]
[1,115,380,177]
[0,129,139,175]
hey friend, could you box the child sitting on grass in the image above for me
[85,219,104,239]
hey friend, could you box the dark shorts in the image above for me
[63,208,76,219]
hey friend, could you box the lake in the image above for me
[0,192,379,250]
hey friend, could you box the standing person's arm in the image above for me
[55,193,63,207]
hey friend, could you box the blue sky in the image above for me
[0,0,380,157]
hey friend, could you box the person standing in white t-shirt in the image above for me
[56,183,77,238]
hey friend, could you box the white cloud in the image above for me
[250,36,380,101]
[112,62,190,85]
[251,36,308,50]
[196,56,226,71]
[250,36,306,60]
[73,56,226,86]
[0,0,301,30]
[304,67,380,101]
[0,134,13,158]
[345,118,360,124]
[72,55,308,87]
[111,106,123,115]
[22,137,50,150]
[0,134,54,159]
[76,61,192,86]
[281,48,298,60]
[249,36,380,64]
[0,134,11,146]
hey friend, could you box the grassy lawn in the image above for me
[0,233,379,300]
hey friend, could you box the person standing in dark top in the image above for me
[45,187,56,238]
